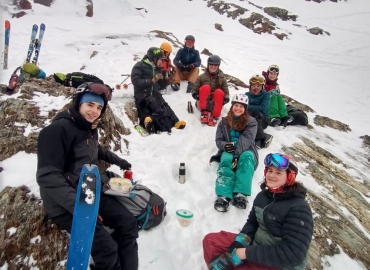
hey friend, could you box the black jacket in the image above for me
[173,47,201,67]
[242,187,313,269]
[36,108,127,217]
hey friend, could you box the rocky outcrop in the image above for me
[215,23,224,31]
[281,94,316,113]
[263,7,298,21]
[19,0,32,10]
[33,0,54,7]
[314,115,351,132]
[149,30,183,49]
[86,0,93,17]
[308,27,330,36]
[207,0,248,20]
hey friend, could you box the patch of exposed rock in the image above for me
[308,27,331,36]
[281,94,315,113]
[314,115,351,132]
[149,30,183,49]
[215,23,224,31]
[207,0,248,19]
[263,7,298,21]
[86,0,93,17]
[360,135,370,148]
[33,0,54,7]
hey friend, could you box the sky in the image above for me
[0,0,370,269]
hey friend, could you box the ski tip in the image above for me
[5,20,10,28]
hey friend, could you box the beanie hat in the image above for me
[79,92,104,107]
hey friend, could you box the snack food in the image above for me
[176,209,194,226]
[109,177,132,193]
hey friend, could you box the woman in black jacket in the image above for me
[36,83,138,270]
[203,153,313,270]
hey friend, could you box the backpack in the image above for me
[54,72,104,88]
[105,184,167,231]
[22,63,40,77]
[286,105,308,126]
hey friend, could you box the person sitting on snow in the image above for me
[262,65,293,127]
[171,35,201,93]
[157,42,175,95]
[36,83,139,270]
[210,93,258,212]
[191,55,230,127]
[245,74,273,149]
[203,153,313,270]
[131,47,186,134]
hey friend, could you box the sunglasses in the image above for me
[76,83,112,101]
[250,77,265,85]
[209,64,219,67]
[264,153,290,170]
[268,67,279,73]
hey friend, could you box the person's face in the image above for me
[268,72,278,81]
[185,40,194,48]
[232,103,245,117]
[250,83,263,94]
[156,58,163,67]
[208,64,219,73]
[265,165,287,189]
[79,102,102,123]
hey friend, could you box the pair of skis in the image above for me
[26,23,45,64]
[3,20,10,70]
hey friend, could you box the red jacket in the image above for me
[161,58,172,72]
[262,71,278,92]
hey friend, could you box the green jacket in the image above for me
[191,69,229,99]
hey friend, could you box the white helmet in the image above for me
[231,93,249,108]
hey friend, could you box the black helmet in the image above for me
[147,47,164,63]
[208,55,221,66]
[185,35,195,41]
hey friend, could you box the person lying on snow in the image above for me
[203,153,313,270]
[131,47,186,134]
[36,83,139,270]
[157,41,175,95]
[210,93,258,212]
[191,55,230,127]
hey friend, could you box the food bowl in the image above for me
[109,177,132,193]
[176,209,193,226]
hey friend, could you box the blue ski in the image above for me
[32,23,45,65]
[26,24,38,63]
[4,20,10,70]
[66,164,101,270]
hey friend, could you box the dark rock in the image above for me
[313,115,351,132]
[207,0,248,20]
[33,0,54,7]
[215,23,224,31]
[360,135,370,148]
[263,7,298,21]
[12,11,27,18]
[86,0,93,17]
[201,48,213,56]
[90,51,98,59]
[19,0,32,10]
[149,30,183,48]
[281,94,316,113]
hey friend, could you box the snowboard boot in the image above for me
[171,83,180,91]
[174,120,186,129]
[280,115,294,127]
[207,116,218,127]
[201,110,209,124]
[214,196,230,212]
[255,139,262,150]
[144,117,156,134]
[232,193,248,209]
[269,117,281,127]
[187,82,194,93]
[262,134,273,148]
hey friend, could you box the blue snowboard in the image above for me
[66,164,101,270]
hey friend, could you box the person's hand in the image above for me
[208,251,243,270]
[117,159,131,170]
[185,64,194,72]
[225,142,235,153]
[177,63,186,72]
[152,73,164,83]
[232,157,238,171]
[192,92,199,100]
[223,97,230,105]
[227,233,250,254]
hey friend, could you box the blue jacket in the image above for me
[246,89,271,117]
[173,47,201,67]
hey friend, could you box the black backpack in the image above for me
[54,72,104,88]
[286,105,308,126]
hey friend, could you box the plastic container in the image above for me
[109,177,132,193]
[179,162,186,184]
[176,209,193,226]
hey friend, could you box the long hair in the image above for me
[226,104,249,132]
[260,181,305,194]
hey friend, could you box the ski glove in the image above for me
[185,64,194,72]
[208,250,243,270]
[117,159,131,170]
[192,92,199,100]
[223,97,230,105]
[224,142,235,153]
[231,157,238,171]
[227,233,250,254]
[177,63,186,72]
[152,73,164,83]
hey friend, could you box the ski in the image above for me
[187,101,194,114]
[3,20,10,70]
[26,24,38,63]
[134,125,149,137]
[32,23,45,65]
[66,164,101,270]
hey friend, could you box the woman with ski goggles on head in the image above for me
[262,65,294,127]
[203,153,313,270]
[36,82,139,270]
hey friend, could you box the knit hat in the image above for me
[79,92,104,107]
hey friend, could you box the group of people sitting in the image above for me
[34,34,313,270]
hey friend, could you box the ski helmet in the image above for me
[185,35,195,41]
[263,153,298,186]
[231,93,249,110]
[147,47,164,64]
[160,42,172,53]
[249,74,265,85]
[268,64,279,73]
[207,55,221,66]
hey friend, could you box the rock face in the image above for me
[86,0,93,17]
[314,115,351,132]
[33,0,54,7]
[19,0,32,9]
[263,7,298,21]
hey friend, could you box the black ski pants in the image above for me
[248,110,269,140]
[53,194,139,270]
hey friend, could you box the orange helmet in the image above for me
[160,42,172,53]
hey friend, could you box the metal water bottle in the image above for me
[179,163,186,184]
[124,170,133,180]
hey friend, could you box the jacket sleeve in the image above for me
[173,49,182,66]
[221,77,229,99]
[36,124,77,215]
[241,204,259,241]
[98,145,123,165]
[234,117,257,159]
[131,62,153,89]
[191,76,202,95]
[215,120,228,151]
[193,50,201,67]
[245,202,313,268]
[247,91,271,113]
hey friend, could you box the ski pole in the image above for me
[116,74,130,89]
[123,83,132,89]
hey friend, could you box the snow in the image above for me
[1,0,370,269]
[7,227,17,237]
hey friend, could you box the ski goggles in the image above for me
[250,76,265,85]
[76,83,112,101]
[268,66,279,73]
[264,153,290,170]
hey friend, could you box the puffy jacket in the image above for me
[245,89,271,117]
[192,69,229,100]
[173,47,201,67]
[262,71,280,93]
[36,108,127,218]
[242,187,313,270]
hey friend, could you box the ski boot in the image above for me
[255,139,262,150]
[280,115,294,128]
[262,134,273,148]
[214,196,230,212]
[187,82,194,93]
[269,117,281,127]
[171,83,180,91]
[144,117,156,134]
[232,193,248,209]
[201,110,209,124]
[208,116,218,127]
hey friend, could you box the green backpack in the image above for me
[22,63,40,77]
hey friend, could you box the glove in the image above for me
[227,233,250,254]
[185,64,194,72]
[224,142,235,153]
[223,97,230,105]
[231,157,238,171]
[117,159,131,170]
[208,251,243,270]
[192,92,199,100]
[152,73,164,83]
[177,63,186,72]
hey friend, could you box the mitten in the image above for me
[117,159,131,170]
[223,97,230,105]
[224,142,235,153]
[192,92,199,100]
[231,157,239,171]
[177,63,186,72]
[185,64,194,72]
